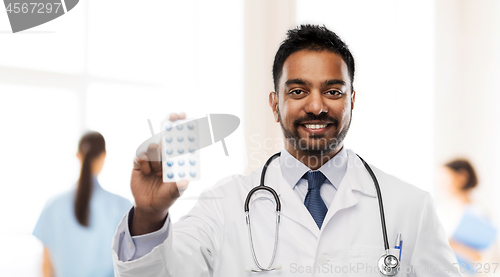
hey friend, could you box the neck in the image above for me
[284,142,343,170]
[451,189,472,205]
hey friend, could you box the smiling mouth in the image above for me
[302,123,330,129]
[299,123,333,134]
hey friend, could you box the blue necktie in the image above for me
[303,171,328,229]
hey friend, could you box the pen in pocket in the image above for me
[395,234,403,261]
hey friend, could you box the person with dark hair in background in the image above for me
[33,131,132,277]
[438,159,499,276]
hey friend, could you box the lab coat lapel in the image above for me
[278,173,322,237]
[321,172,359,229]
[321,150,377,230]
[249,157,321,237]
[247,151,376,238]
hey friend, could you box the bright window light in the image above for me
[0,85,80,277]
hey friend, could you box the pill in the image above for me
[165,136,173,143]
[189,171,196,177]
[165,124,172,131]
[177,148,184,154]
[189,147,196,153]
[178,159,185,166]
[166,160,174,167]
[178,171,185,178]
[166,148,173,155]
[176,124,183,130]
[188,123,195,130]
[188,135,195,142]
[177,136,184,142]
[167,172,174,179]
[189,159,196,165]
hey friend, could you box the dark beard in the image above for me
[277,107,351,155]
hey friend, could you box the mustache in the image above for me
[293,113,339,127]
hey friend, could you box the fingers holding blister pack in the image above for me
[135,114,239,182]
[162,118,201,182]
[147,144,162,174]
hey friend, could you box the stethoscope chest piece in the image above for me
[378,253,400,276]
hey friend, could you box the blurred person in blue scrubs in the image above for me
[437,159,499,276]
[33,131,132,277]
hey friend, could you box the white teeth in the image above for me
[304,124,327,129]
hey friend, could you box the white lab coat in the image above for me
[112,149,462,276]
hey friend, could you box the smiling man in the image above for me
[270,32,355,169]
[112,25,462,276]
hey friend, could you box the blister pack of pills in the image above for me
[161,118,201,182]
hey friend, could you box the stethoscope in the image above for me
[244,152,400,276]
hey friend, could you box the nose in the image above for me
[304,91,328,115]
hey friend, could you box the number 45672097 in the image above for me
[6,3,62,14]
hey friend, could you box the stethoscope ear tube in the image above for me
[244,186,281,212]
[356,154,390,251]
[244,152,281,212]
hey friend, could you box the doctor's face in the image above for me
[269,50,355,157]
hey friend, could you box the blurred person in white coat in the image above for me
[111,25,461,276]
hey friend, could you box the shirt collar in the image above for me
[279,147,348,189]
[92,175,102,190]
[73,175,102,191]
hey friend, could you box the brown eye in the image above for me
[326,90,343,96]
[289,89,305,95]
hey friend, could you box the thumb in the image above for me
[174,180,189,197]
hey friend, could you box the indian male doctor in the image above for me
[112,25,461,276]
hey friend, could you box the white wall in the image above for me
[243,0,296,174]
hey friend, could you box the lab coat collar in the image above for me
[251,149,377,238]
[343,149,378,198]
[264,158,322,237]
[319,150,378,233]
[279,147,348,190]
[258,149,377,238]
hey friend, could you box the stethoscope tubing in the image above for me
[355,154,390,251]
[244,152,396,274]
[244,152,282,271]
[244,152,281,212]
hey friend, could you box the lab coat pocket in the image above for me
[348,245,385,276]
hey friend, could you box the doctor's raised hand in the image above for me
[130,112,189,236]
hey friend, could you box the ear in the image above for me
[457,168,469,182]
[269,91,279,122]
[76,152,83,164]
[351,90,356,110]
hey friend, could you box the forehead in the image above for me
[280,50,350,89]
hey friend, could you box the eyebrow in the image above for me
[284,78,346,88]
[324,79,346,86]
[284,78,310,87]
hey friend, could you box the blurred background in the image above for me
[0,0,499,275]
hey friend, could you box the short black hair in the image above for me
[272,24,355,92]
